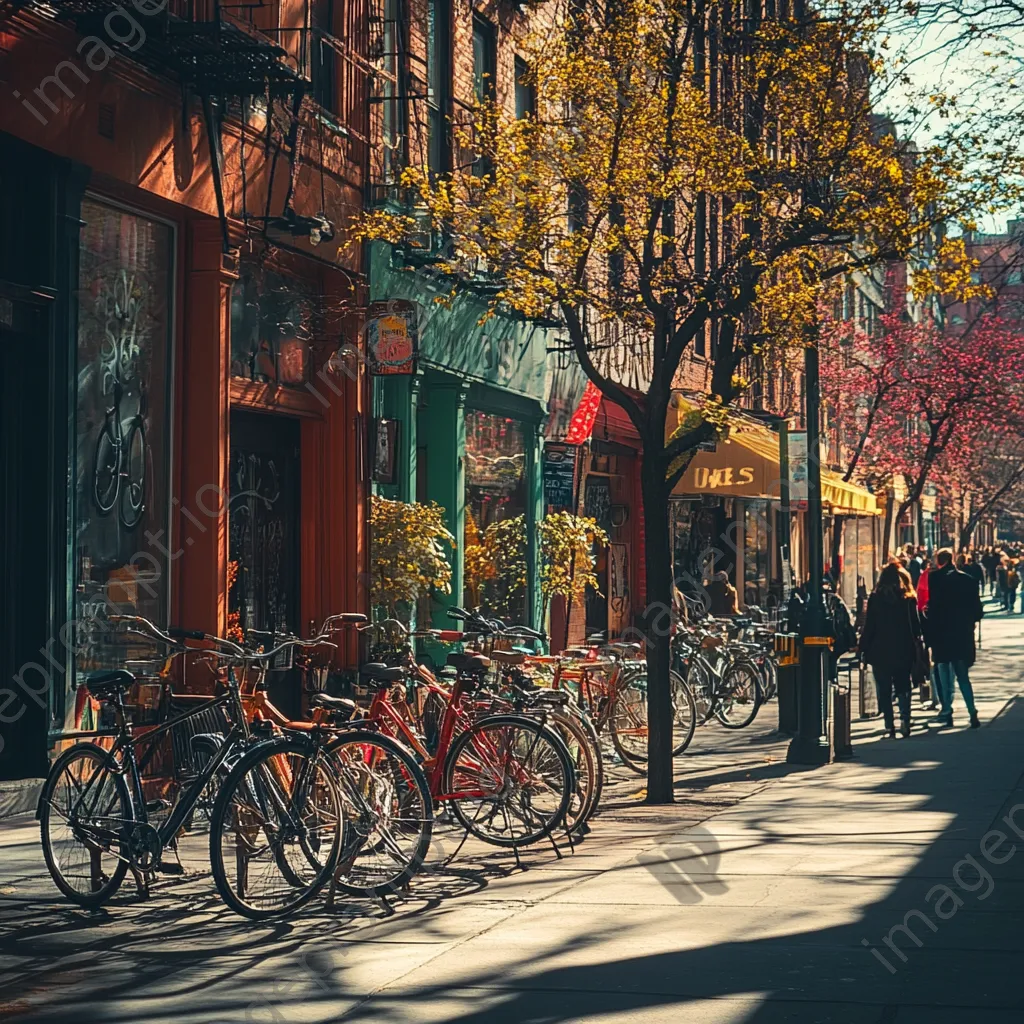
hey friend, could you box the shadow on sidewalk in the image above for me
[5,702,1024,1022]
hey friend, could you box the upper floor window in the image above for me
[427,0,451,175]
[311,0,337,113]
[473,16,497,103]
[515,56,535,119]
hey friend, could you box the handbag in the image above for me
[909,601,930,685]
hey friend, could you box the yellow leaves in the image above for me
[539,512,608,606]
[370,496,455,615]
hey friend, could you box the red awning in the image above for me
[564,381,603,444]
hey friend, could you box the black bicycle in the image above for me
[37,616,341,915]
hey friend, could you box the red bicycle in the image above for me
[357,621,574,848]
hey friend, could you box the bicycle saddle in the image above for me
[446,652,491,674]
[586,632,607,644]
[608,641,642,653]
[85,669,135,698]
[490,650,526,666]
[360,663,405,684]
[309,693,358,720]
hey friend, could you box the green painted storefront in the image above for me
[370,242,557,630]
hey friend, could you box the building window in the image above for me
[230,265,317,387]
[514,56,535,119]
[311,0,337,113]
[427,0,451,175]
[473,16,497,102]
[74,198,173,684]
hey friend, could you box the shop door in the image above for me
[0,303,51,780]
[229,411,302,718]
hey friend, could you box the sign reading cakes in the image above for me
[367,300,417,375]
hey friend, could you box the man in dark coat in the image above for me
[964,555,985,594]
[924,549,983,728]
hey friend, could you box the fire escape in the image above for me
[5,1,360,252]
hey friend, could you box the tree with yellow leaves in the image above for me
[539,512,609,615]
[369,496,455,620]
[356,1,1019,801]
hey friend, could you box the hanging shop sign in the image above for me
[542,443,579,512]
[366,300,417,375]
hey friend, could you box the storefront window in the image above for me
[744,499,771,610]
[230,265,315,386]
[464,410,526,620]
[74,199,173,679]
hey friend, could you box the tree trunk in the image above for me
[640,454,675,804]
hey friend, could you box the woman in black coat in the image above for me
[860,562,923,738]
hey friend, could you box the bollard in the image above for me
[833,683,853,760]
[775,632,800,734]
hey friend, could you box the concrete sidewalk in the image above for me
[2,606,1022,1024]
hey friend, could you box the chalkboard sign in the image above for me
[584,475,612,532]
[543,443,578,512]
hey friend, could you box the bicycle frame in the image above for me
[68,686,249,857]
[368,676,539,803]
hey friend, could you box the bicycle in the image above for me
[542,636,697,776]
[38,616,341,917]
[357,619,575,849]
[673,620,763,729]
[228,613,435,905]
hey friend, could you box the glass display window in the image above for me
[74,198,174,680]
[464,410,526,620]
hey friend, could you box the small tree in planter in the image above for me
[481,515,528,620]
[539,512,609,639]
[369,496,455,622]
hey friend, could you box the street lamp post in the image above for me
[787,326,832,765]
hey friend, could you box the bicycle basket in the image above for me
[168,696,231,779]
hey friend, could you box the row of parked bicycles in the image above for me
[38,605,779,921]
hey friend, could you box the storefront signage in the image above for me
[584,475,613,531]
[366,300,417,375]
[543,443,579,512]
[693,465,756,490]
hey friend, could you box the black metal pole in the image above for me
[788,325,831,765]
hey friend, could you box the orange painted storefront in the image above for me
[0,3,369,773]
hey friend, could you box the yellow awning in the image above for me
[821,469,879,516]
[667,393,879,515]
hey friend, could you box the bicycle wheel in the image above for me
[120,417,146,530]
[39,743,132,908]
[92,424,119,515]
[608,673,649,775]
[209,737,343,920]
[548,708,603,833]
[325,729,433,898]
[715,661,763,729]
[610,668,696,774]
[442,715,572,847]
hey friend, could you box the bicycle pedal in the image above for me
[157,862,185,876]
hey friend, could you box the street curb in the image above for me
[0,779,43,819]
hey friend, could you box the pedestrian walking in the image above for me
[860,562,923,739]
[982,547,998,595]
[997,557,1010,609]
[923,548,983,729]
[964,554,985,595]
[909,547,926,588]
[1009,560,1020,613]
